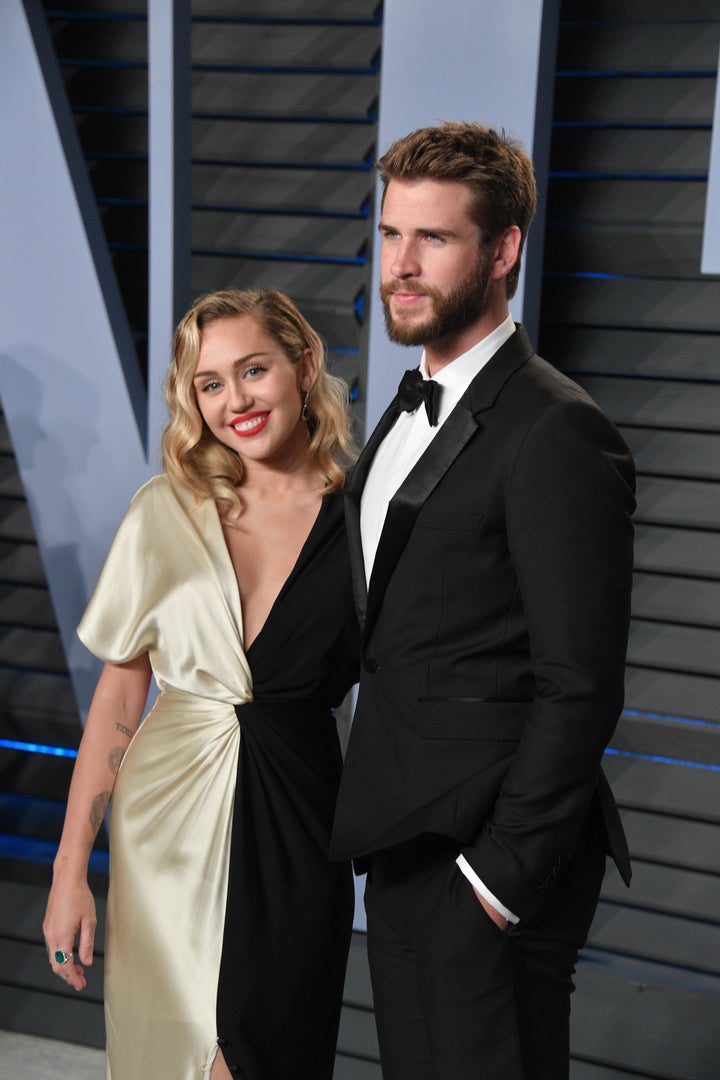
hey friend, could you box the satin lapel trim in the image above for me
[345,399,400,627]
[365,402,478,637]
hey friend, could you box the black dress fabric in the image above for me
[215,491,359,1079]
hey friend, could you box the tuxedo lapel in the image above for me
[345,399,400,628]
[357,326,536,641]
[364,401,478,639]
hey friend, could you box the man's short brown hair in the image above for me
[378,121,537,298]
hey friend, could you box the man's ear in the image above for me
[489,226,522,282]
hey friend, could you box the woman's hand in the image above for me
[43,875,97,992]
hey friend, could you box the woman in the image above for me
[43,289,359,1079]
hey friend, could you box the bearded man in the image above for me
[331,122,636,1080]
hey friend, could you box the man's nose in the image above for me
[389,240,420,279]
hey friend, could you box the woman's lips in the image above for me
[230,411,270,437]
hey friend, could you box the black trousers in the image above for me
[364,834,606,1080]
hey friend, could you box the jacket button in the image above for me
[364,657,379,673]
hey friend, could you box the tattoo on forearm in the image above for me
[90,792,111,834]
[115,721,133,739]
[108,746,125,774]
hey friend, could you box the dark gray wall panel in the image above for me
[621,430,720,481]
[605,755,720,821]
[624,666,720,723]
[632,571,720,625]
[634,526,720,579]
[544,326,720,380]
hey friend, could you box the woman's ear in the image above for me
[299,348,317,391]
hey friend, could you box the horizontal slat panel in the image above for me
[571,953,720,1080]
[0,585,55,629]
[542,277,720,334]
[550,128,710,176]
[77,114,378,164]
[192,24,380,67]
[576,379,720,435]
[562,0,720,17]
[542,326,719,380]
[193,210,368,258]
[194,0,380,19]
[621,429,720,481]
[0,541,45,587]
[634,476,720,529]
[624,666,720,724]
[547,178,707,227]
[632,570,720,626]
[545,223,702,277]
[0,416,11,453]
[611,710,720,766]
[590,902,720,975]
[556,24,720,71]
[193,71,379,119]
[51,20,146,62]
[0,750,75,803]
[0,500,35,543]
[0,628,67,673]
[553,76,716,124]
[0,457,24,499]
[0,668,79,731]
[0,986,105,1052]
[190,259,363,345]
[605,752,720,820]
[627,620,719,677]
[191,119,375,166]
[634,525,720,579]
[192,164,371,213]
[622,809,720,873]
[601,861,720,921]
[63,69,380,117]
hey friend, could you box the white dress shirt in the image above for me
[360,314,519,924]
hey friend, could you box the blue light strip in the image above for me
[0,739,77,759]
[622,708,720,730]
[605,747,720,772]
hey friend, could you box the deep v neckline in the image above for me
[217,495,328,659]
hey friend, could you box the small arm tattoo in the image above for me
[108,746,125,774]
[90,792,111,834]
[115,721,133,739]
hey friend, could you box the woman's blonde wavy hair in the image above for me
[162,288,355,520]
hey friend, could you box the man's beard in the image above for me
[380,251,492,347]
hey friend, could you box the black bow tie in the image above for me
[397,368,441,426]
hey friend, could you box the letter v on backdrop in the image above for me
[0,0,189,717]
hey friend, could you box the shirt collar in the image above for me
[417,314,516,419]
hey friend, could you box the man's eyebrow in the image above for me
[378,221,457,238]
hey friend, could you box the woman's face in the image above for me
[193,315,314,470]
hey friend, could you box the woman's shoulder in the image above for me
[124,473,206,525]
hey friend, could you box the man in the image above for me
[331,122,635,1079]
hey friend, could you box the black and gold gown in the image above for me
[78,475,358,1079]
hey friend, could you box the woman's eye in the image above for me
[201,380,221,392]
[244,364,265,378]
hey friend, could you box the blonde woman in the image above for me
[43,289,359,1079]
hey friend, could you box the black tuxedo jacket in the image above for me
[331,326,635,922]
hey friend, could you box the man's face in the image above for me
[379,178,492,348]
